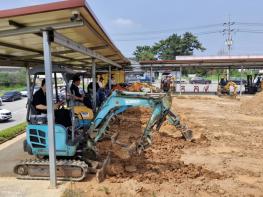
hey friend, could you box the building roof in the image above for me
[140,55,263,69]
[0,0,129,69]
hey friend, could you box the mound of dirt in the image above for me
[96,107,221,185]
[240,92,263,115]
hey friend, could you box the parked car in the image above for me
[0,108,12,121]
[20,89,28,97]
[174,79,187,84]
[0,98,2,106]
[1,91,22,102]
[139,76,155,83]
[125,76,141,83]
[190,77,211,84]
[229,78,247,85]
[20,86,40,97]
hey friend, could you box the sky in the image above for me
[1,0,263,58]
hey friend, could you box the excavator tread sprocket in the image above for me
[14,159,88,181]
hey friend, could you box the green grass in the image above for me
[204,75,219,81]
[205,73,248,82]
[0,85,25,96]
[0,122,26,142]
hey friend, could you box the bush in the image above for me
[0,68,26,86]
[0,122,26,141]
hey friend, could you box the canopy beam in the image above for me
[53,31,121,68]
[0,20,84,38]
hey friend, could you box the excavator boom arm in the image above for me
[87,91,191,154]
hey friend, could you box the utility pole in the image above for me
[223,16,235,80]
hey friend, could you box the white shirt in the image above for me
[110,79,116,85]
[98,80,103,88]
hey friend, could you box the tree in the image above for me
[133,32,205,61]
[153,34,182,60]
[154,32,205,60]
[133,45,156,61]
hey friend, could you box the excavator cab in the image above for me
[23,65,92,158]
[245,74,262,94]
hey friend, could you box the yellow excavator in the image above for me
[217,75,238,98]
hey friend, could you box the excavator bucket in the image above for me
[177,125,193,141]
[167,110,193,141]
[96,152,111,182]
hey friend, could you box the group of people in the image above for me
[31,74,117,127]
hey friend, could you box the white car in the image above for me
[21,87,40,97]
[20,89,28,97]
[0,97,2,106]
[0,108,12,121]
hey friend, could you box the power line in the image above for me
[115,36,164,42]
[196,30,222,35]
[111,23,223,36]
[112,21,263,43]
[236,22,263,26]
[238,30,263,34]
[115,30,222,42]
[111,22,263,40]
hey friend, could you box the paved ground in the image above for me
[0,134,31,177]
[0,133,66,197]
[0,178,68,197]
[0,98,27,130]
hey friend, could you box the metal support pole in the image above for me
[26,65,31,98]
[25,65,31,122]
[227,66,230,80]
[108,65,112,90]
[150,65,153,93]
[92,58,96,112]
[82,74,85,93]
[179,66,182,95]
[240,66,243,96]
[54,73,59,102]
[43,30,57,188]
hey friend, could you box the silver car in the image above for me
[0,108,12,121]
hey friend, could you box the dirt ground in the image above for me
[66,95,263,197]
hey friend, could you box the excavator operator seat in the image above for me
[73,106,94,120]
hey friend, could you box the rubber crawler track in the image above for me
[13,159,89,181]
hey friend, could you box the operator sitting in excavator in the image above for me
[219,77,228,94]
[32,79,72,127]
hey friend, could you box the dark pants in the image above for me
[55,109,72,127]
[163,88,170,93]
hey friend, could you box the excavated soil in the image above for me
[240,91,263,116]
[66,95,263,197]
[95,108,221,185]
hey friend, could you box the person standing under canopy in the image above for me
[70,75,84,102]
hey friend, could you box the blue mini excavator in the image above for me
[14,66,192,182]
